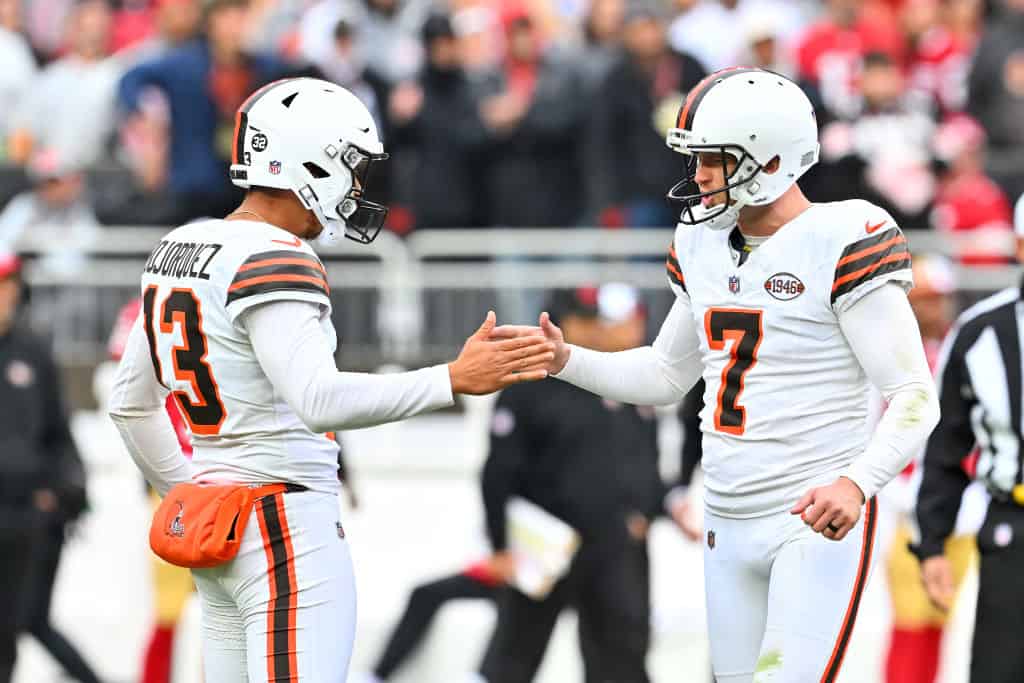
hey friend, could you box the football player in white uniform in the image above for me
[498,68,941,682]
[108,78,555,682]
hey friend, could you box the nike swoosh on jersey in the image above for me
[271,236,302,247]
[864,220,886,234]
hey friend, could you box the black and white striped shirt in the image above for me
[915,284,1024,559]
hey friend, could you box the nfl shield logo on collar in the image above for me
[269,160,282,175]
[728,275,740,293]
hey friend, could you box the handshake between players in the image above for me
[449,310,555,395]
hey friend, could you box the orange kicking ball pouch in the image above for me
[150,482,288,568]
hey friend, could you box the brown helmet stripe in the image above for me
[675,67,763,131]
[231,78,297,165]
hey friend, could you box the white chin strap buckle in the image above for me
[309,203,346,248]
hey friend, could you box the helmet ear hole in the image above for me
[763,156,781,174]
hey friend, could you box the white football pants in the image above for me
[703,498,879,683]
[191,489,355,682]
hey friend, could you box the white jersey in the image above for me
[667,200,913,517]
[139,218,340,492]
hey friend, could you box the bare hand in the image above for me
[448,311,554,395]
[669,498,702,542]
[626,513,650,540]
[389,82,424,123]
[921,555,955,612]
[480,92,528,132]
[491,311,569,374]
[487,551,517,584]
[790,476,865,541]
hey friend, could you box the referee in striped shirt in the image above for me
[913,193,1024,683]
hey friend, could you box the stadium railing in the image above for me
[13,226,1020,376]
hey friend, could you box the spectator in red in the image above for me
[902,0,976,115]
[930,113,1015,264]
[109,0,156,54]
[795,0,906,121]
[475,3,586,228]
[118,0,203,64]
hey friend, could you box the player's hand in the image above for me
[790,476,865,541]
[669,497,702,542]
[491,312,570,374]
[537,312,571,374]
[626,512,650,540]
[33,488,59,514]
[921,555,955,612]
[448,311,555,395]
[487,551,517,584]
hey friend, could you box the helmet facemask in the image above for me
[299,142,390,247]
[666,144,762,231]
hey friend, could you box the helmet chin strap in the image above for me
[687,202,742,231]
[309,202,347,247]
[694,169,768,230]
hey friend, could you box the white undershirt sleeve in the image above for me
[108,317,193,496]
[839,283,941,500]
[552,296,703,405]
[242,300,454,432]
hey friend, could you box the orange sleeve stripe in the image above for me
[228,273,328,293]
[831,253,910,292]
[669,244,679,260]
[238,257,327,275]
[666,260,685,284]
[836,235,906,268]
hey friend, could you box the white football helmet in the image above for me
[229,78,389,245]
[665,68,820,231]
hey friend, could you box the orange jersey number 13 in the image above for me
[143,286,226,435]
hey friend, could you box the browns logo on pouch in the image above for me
[764,272,805,301]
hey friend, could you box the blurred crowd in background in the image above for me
[0,0,1022,263]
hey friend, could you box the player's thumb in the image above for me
[790,490,814,515]
[474,310,497,339]
[540,311,558,338]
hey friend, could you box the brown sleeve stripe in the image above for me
[229,273,328,293]
[666,244,686,291]
[834,238,909,283]
[836,234,906,269]
[226,273,329,305]
[831,254,912,303]
[238,256,327,276]
[831,227,911,304]
[227,250,330,305]
[836,227,902,260]
[238,249,324,271]
[836,230,907,273]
